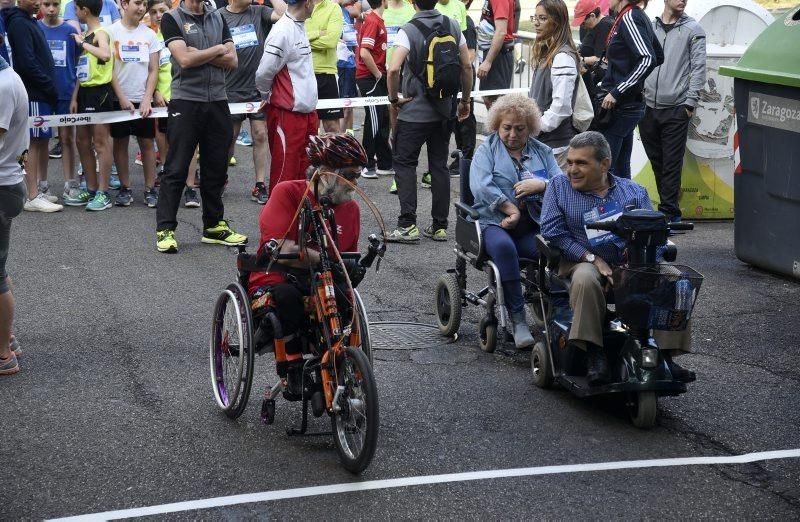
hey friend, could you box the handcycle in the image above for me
[531,208,703,428]
[209,183,386,473]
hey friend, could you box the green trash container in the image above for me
[720,6,800,280]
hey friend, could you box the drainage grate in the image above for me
[369,321,456,350]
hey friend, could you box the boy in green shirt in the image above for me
[306,0,343,132]
[435,0,466,31]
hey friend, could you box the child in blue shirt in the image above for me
[40,0,88,205]
[64,0,120,31]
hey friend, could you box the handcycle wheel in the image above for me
[478,316,497,353]
[531,341,554,388]
[353,289,374,365]
[331,346,379,474]
[209,283,255,419]
[434,274,462,337]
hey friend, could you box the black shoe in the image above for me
[282,361,305,400]
[49,140,63,159]
[664,351,696,382]
[586,344,610,386]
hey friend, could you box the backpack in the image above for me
[409,17,462,100]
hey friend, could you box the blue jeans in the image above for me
[483,223,537,313]
[602,101,645,179]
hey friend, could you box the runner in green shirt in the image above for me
[435,0,466,31]
[383,0,414,67]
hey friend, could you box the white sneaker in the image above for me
[361,167,378,179]
[23,194,64,213]
[40,190,59,204]
[376,168,395,176]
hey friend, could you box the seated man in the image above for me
[540,131,694,385]
[470,93,561,349]
[248,133,367,395]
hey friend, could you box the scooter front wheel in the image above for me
[628,391,657,429]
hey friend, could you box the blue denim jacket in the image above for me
[469,133,562,227]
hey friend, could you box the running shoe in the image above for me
[201,220,248,246]
[63,187,91,206]
[115,187,133,206]
[9,336,22,357]
[49,140,63,159]
[23,194,63,213]
[389,179,398,194]
[229,156,237,167]
[376,168,395,176]
[0,353,19,376]
[422,225,447,242]
[361,167,378,179]
[109,173,121,190]
[144,188,158,208]
[156,229,178,253]
[386,224,420,243]
[251,182,268,205]
[345,128,355,137]
[236,129,253,146]
[134,151,143,166]
[86,191,112,211]
[421,171,432,188]
[39,186,59,204]
[184,187,200,208]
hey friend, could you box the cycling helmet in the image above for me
[306,133,368,169]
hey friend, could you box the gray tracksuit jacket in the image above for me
[644,14,706,109]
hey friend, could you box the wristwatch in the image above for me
[584,253,596,263]
[389,97,400,105]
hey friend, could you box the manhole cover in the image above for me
[370,321,456,350]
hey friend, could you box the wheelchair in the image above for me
[209,197,384,473]
[433,151,543,352]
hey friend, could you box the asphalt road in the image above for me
[3,130,799,519]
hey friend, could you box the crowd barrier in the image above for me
[27,88,529,129]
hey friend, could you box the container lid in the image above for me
[720,6,800,88]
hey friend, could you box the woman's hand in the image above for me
[498,201,521,230]
[601,92,617,110]
[514,178,546,198]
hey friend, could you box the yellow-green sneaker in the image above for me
[422,225,447,242]
[389,179,397,194]
[386,224,420,244]
[202,220,248,246]
[156,229,178,253]
[421,171,432,188]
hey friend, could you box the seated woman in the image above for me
[470,93,562,349]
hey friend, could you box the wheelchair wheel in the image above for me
[478,316,497,353]
[531,341,554,388]
[331,346,379,474]
[353,290,373,365]
[209,283,255,419]
[434,274,462,337]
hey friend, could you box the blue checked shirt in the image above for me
[540,174,653,265]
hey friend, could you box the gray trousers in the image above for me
[559,260,691,353]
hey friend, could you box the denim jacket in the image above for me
[469,133,562,228]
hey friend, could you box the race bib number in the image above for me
[159,45,171,66]
[76,55,89,82]
[120,44,148,63]
[342,22,357,47]
[231,24,258,49]
[386,25,400,47]
[519,168,547,182]
[584,201,623,247]
[48,40,67,67]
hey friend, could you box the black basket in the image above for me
[612,264,704,331]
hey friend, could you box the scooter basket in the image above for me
[612,264,703,331]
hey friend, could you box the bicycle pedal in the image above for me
[260,398,276,425]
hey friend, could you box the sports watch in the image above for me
[584,253,596,263]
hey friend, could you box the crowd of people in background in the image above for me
[1,0,708,374]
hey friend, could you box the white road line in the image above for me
[50,448,800,521]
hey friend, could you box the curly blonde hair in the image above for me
[486,94,543,137]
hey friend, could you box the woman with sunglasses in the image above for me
[528,0,579,171]
[598,0,662,178]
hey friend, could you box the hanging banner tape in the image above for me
[28,88,528,129]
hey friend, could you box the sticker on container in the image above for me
[583,201,622,247]
[748,91,800,134]
[231,24,259,49]
[76,55,90,82]
[342,23,357,47]
[120,44,148,63]
[48,40,67,67]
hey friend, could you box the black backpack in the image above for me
[409,16,462,100]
